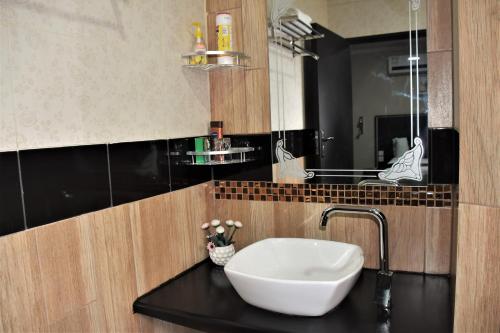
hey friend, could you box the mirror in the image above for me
[268,0,428,185]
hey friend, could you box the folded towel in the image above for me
[282,8,312,37]
[284,8,312,26]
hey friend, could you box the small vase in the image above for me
[209,244,235,266]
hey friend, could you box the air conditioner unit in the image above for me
[388,54,427,75]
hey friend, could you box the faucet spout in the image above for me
[320,205,393,309]
[320,205,390,273]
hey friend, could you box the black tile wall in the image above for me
[109,140,170,206]
[168,137,212,191]
[0,152,25,236]
[212,134,273,181]
[0,132,458,237]
[20,145,111,228]
[429,128,459,184]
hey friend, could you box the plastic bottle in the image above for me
[191,22,207,65]
[216,13,233,65]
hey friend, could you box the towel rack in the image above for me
[269,15,324,60]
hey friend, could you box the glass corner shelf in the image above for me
[185,147,255,166]
[181,51,250,71]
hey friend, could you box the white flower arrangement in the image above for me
[201,219,243,251]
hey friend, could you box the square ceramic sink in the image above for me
[224,238,364,316]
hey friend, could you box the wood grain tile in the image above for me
[428,51,453,128]
[303,203,330,240]
[454,204,500,332]
[241,0,269,69]
[244,68,271,133]
[170,183,213,268]
[208,0,271,134]
[457,0,500,207]
[214,199,274,249]
[35,218,96,325]
[425,208,452,274]
[130,194,183,295]
[273,202,307,238]
[81,205,141,332]
[47,303,95,333]
[0,231,48,332]
[325,211,379,269]
[384,206,426,272]
[427,0,453,52]
[206,0,242,13]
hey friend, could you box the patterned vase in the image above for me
[209,244,235,266]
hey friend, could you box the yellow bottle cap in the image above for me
[192,22,203,39]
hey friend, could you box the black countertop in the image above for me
[133,260,452,333]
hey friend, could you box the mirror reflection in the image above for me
[268,0,428,185]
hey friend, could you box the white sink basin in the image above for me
[224,238,364,316]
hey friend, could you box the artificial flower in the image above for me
[211,219,221,227]
[201,222,210,230]
[234,221,243,228]
[216,226,225,234]
[206,242,216,252]
[225,220,234,227]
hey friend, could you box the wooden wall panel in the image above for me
[131,183,212,295]
[82,206,142,332]
[130,195,181,295]
[208,8,247,133]
[207,0,271,134]
[325,211,380,269]
[47,304,95,333]
[384,206,426,272]
[213,199,275,250]
[427,0,454,128]
[427,0,453,52]
[428,51,453,128]
[244,69,271,132]
[457,0,500,207]
[0,231,48,332]
[454,0,499,330]
[454,204,500,332]
[170,183,214,267]
[425,208,452,274]
[241,0,269,69]
[214,200,441,273]
[0,182,214,332]
[34,218,97,325]
[206,0,242,13]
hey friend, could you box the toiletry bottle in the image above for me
[210,121,224,139]
[191,22,207,65]
[216,13,233,65]
[194,137,207,164]
[210,121,224,162]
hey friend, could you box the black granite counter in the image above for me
[133,260,452,333]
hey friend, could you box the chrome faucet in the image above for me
[320,205,393,310]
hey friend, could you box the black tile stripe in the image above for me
[0,152,25,236]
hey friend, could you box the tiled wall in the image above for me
[214,181,454,207]
[0,134,274,237]
[0,182,212,333]
[214,197,453,274]
[0,0,209,151]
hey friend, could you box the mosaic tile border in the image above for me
[214,181,454,207]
